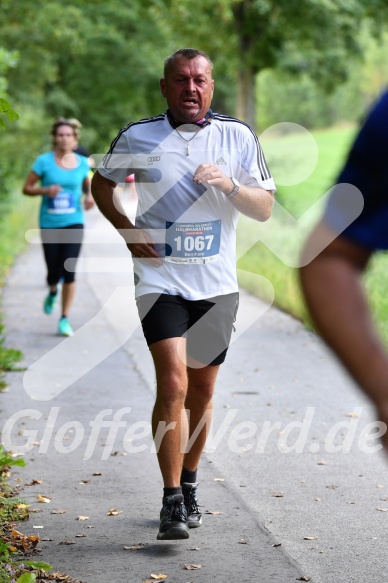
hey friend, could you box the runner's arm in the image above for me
[22,171,61,197]
[193,163,273,221]
[91,170,160,260]
[82,176,95,210]
[300,221,388,448]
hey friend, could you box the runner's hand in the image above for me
[45,185,62,198]
[84,194,95,210]
[126,228,163,266]
[193,163,233,194]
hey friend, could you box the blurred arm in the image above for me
[22,171,60,197]
[82,176,94,210]
[300,221,388,445]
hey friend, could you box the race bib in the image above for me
[165,220,221,264]
[47,191,76,214]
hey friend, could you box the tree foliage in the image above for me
[162,0,388,126]
[0,0,388,202]
[0,46,19,129]
[0,99,18,130]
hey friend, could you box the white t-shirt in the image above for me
[98,112,276,300]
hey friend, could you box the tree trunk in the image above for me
[236,64,256,130]
[233,1,258,130]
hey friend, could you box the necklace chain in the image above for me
[175,127,202,156]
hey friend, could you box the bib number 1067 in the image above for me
[174,235,214,252]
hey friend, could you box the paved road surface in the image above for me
[2,206,387,583]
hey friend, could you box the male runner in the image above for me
[92,48,275,540]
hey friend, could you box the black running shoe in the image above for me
[157,493,189,540]
[182,482,202,528]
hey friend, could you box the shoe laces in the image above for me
[183,485,200,514]
[163,497,187,522]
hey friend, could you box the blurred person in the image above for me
[22,118,94,336]
[54,117,95,167]
[300,90,388,450]
[67,117,96,168]
[91,48,275,540]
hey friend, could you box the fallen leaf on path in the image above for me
[37,495,51,503]
[377,508,388,512]
[107,508,123,516]
[303,536,318,540]
[9,529,40,555]
[51,510,67,514]
[187,547,200,551]
[314,498,322,502]
[26,479,43,486]
[184,564,201,570]
[79,480,91,484]
[76,516,89,521]
[33,525,44,529]
[317,461,328,465]
[150,574,168,580]
[239,539,248,544]
[75,534,88,538]
[92,472,102,476]
[214,478,224,482]
[272,543,282,547]
[296,577,311,581]
[271,491,284,497]
[47,572,85,582]
[124,543,147,550]
[59,540,76,545]
[204,510,222,515]
[29,509,43,513]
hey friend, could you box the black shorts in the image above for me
[136,292,239,366]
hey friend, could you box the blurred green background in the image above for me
[1,0,388,336]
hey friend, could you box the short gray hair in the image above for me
[163,48,213,78]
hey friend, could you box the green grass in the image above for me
[237,125,388,344]
[0,193,38,286]
[0,193,38,387]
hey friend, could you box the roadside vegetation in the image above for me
[237,125,388,344]
[0,445,51,583]
[0,194,36,388]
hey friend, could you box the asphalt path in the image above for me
[2,204,388,583]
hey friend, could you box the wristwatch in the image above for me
[226,177,240,198]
